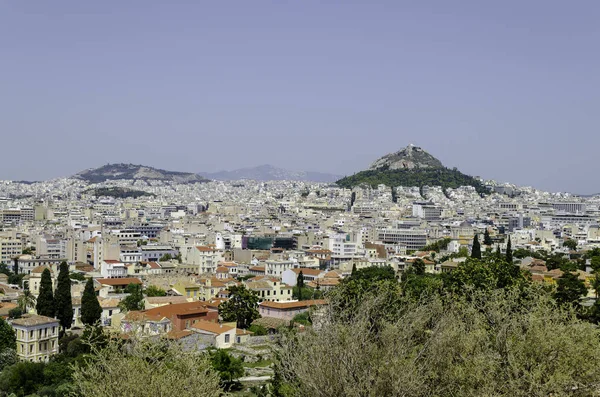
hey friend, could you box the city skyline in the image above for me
[1,2,599,193]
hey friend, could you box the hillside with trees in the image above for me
[337,166,489,194]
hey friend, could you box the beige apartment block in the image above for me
[11,314,60,362]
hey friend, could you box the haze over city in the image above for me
[1,1,599,193]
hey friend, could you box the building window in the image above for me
[225,334,230,343]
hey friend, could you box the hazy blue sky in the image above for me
[1,1,599,193]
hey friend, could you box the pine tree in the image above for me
[54,261,73,333]
[35,268,54,317]
[81,277,102,326]
[471,235,482,259]
[484,229,493,246]
[506,236,513,264]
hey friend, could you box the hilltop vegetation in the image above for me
[74,163,208,184]
[85,187,155,199]
[337,145,489,193]
[336,167,489,194]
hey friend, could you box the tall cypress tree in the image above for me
[506,236,513,264]
[496,244,501,257]
[81,277,102,326]
[484,229,493,246]
[35,268,54,317]
[54,261,73,333]
[297,271,305,290]
[471,235,482,259]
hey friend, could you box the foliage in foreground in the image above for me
[70,337,221,397]
[275,287,600,397]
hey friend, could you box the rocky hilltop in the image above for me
[369,144,444,170]
[73,163,208,184]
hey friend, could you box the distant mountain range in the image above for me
[337,145,488,194]
[200,164,341,183]
[73,163,208,184]
[71,163,340,184]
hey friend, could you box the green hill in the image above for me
[337,145,488,194]
[337,167,488,194]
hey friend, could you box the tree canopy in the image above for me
[35,268,55,318]
[471,235,481,259]
[81,277,102,326]
[219,285,260,329]
[119,283,145,312]
[54,261,73,332]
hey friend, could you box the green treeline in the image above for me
[336,167,489,194]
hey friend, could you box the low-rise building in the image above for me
[11,314,59,362]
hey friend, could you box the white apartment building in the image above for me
[412,201,442,221]
[265,259,298,277]
[100,259,128,278]
[377,228,428,251]
[0,234,23,264]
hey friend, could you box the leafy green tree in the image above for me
[412,258,426,276]
[219,285,260,329]
[592,272,600,298]
[69,272,87,281]
[0,262,11,276]
[70,337,222,397]
[471,235,481,259]
[210,349,244,390]
[554,271,587,307]
[275,288,600,397]
[591,256,600,272]
[145,285,167,297]
[119,283,145,312]
[8,307,22,319]
[0,318,16,351]
[401,272,444,300]
[328,266,401,325]
[54,261,73,333]
[248,324,268,336]
[506,235,513,263]
[483,229,493,246]
[81,278,102,326]
[35,268,55,317]
[563,239,577,251]
[159,253,172,261]
[0,361,46,396]
[0,348,17,372]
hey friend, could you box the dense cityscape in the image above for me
[0,145,600,395]
[3,2,600,396]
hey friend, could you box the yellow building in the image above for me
[11,314,59,362]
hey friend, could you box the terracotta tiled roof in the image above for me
[190,320,233,335]
[144,301,210,318]
[165,329,194,340]
[96,277,142,286]
[289,268,322,277]
[31,265,52,274]
[260,299,327,310]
